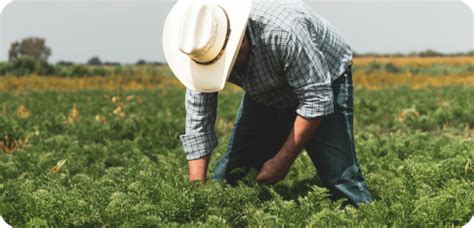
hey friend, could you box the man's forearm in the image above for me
[188,154,211,182]
[276,115,322,161]
[256,115,322,184]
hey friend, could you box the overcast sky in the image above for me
[0,0,472,64]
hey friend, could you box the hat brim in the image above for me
[163,0,252,93]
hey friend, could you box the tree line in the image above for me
[1,37,164,77]
[1,36,473,77]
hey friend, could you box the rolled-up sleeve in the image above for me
[179,88,218,160]
[281,21,334,119]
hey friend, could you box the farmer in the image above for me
[163,0,373,206]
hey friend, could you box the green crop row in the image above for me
[0,86,472,226]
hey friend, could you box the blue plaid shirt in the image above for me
[180,0,353,160]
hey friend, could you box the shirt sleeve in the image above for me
[179,88,218,160]
[281,20,334,119]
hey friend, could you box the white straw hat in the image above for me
[163,0,252,92]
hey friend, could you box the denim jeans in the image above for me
[213,65,373,206]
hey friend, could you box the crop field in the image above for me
[0,57,473,226]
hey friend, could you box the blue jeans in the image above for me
[213,65,373,206]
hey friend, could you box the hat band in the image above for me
[193,6,231,66]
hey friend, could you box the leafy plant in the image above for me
[0,67,472,226]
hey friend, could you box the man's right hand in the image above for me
[188,154,211,183]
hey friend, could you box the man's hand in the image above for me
[256,115,322,184]
[188,154,211,183]
[256,151,295,184]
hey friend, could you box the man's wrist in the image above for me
[188,154,211,183]
[274,115,322,165]
[275,148,299,165]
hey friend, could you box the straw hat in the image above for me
[163,0,252,92]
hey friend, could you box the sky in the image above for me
[0,0,473,64]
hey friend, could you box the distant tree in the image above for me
[103,62,121,66]
[8,56,55,76]
[87,56,102,65]
[151,62,164,66]
[70,65,90,77]
[10,56,37,75]
[8,42,20,61]
[57,60,74,66]
[136,59,147,65]
[36,59,56,75]
[8,37,52,62]
[418,49,443,57]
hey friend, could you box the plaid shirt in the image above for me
[180,0,353,160]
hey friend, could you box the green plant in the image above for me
[0,86,472,226]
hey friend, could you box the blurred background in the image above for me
[0,0,472,64]
[0,1,473,226]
